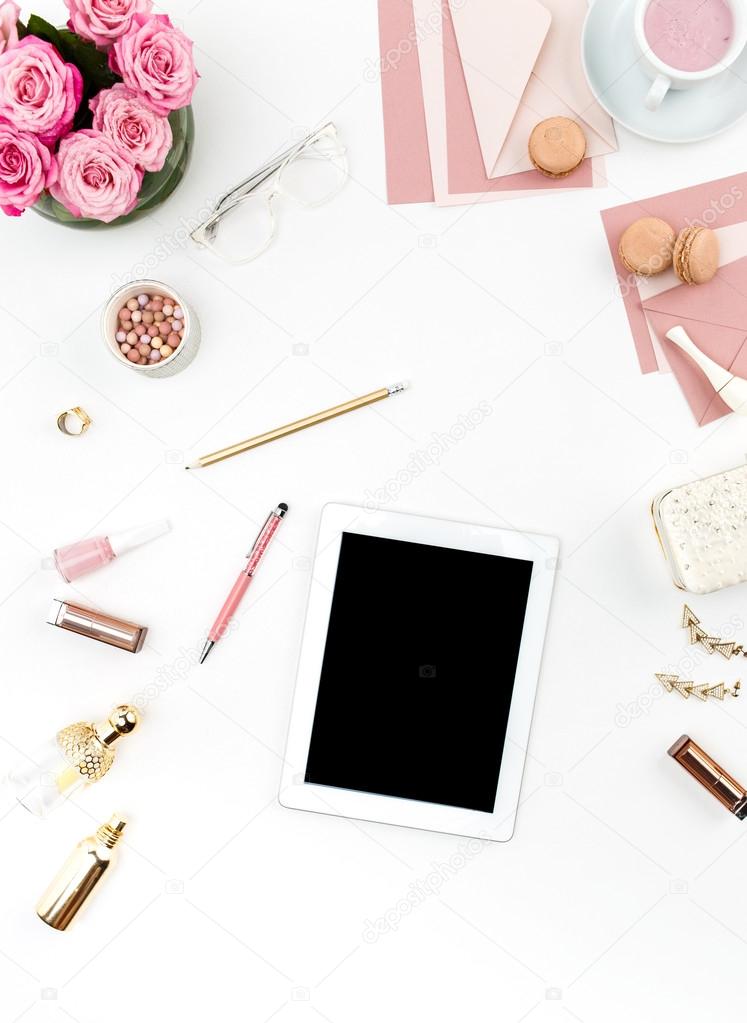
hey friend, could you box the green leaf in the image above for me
[25,13,64,51]
[16,19,27,39]
[56,29,119,94]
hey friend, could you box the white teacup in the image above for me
[635,0,747,111]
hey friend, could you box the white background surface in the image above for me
[2,1,747,1021]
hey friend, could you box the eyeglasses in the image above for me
[190,123,348,265]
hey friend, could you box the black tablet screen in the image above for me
[304,531,533,812]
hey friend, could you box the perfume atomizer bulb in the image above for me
[6,704,140,818]
[36,814,128,931]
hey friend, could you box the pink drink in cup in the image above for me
[644,0,734,72]
[635,0,747,110]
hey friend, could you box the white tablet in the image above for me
[279,504,558,842]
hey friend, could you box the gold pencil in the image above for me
[186,382,407,469]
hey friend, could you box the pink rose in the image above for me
[64,0,152,49]
[0,36,83,145]
[111,14,197,115]
[0,118,57,216]
[90,83,171,171]
[50,128,143,222]
[0,1,19,56]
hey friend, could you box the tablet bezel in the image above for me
[279,503,558,842]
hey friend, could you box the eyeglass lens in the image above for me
[203,132,347,263]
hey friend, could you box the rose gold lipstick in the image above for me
[46,598,147,653]
[668,735,747,819]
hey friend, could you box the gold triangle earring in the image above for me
[681,605,746,659]
[655,673,741,702]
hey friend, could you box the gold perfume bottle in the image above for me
[37,815,127,930]
[8,705,139,817]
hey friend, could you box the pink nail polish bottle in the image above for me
[53,519,171,582]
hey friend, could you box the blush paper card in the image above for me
[379,0,606,208]
[449,0,617,180]
[600,173,747,374]
[378,0,434,204]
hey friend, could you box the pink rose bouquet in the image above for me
[0,2,196,221]
[0,116,57,214]
[90,82,170,171]
[110,13,197,115]
[50,127,141,220]
[0,1,19,54]
[0,36,82,143]
[64,0,151,49]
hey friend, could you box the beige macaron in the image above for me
[673,226,719,285]
[528,117,586,178]
[618,217,676,276]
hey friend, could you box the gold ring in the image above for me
[56,407,92,436]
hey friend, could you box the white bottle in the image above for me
[667,326,747,414]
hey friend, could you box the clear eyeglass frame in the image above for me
[190,122,348,265]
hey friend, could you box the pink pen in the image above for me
[199,503,288,664]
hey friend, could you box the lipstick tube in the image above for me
[46,598,147,653]
[668,735,747,819]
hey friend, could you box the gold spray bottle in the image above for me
[7,704,139,817]
[37,815,127,930]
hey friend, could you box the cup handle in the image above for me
[645,73,671,110]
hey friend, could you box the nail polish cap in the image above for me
[108,519,170,557]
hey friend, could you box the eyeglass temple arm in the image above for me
[213,122,336,213]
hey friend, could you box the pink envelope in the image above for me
[642,256,747,425]
[450,0,616,180]
[442,0,592,194]
[448,0,551,178]
[378,0,434,204]
[600,173,747,374]
[413,0,561,205]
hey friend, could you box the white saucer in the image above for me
[582,0,747,143]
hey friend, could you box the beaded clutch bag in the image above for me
[652,464,747,594]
